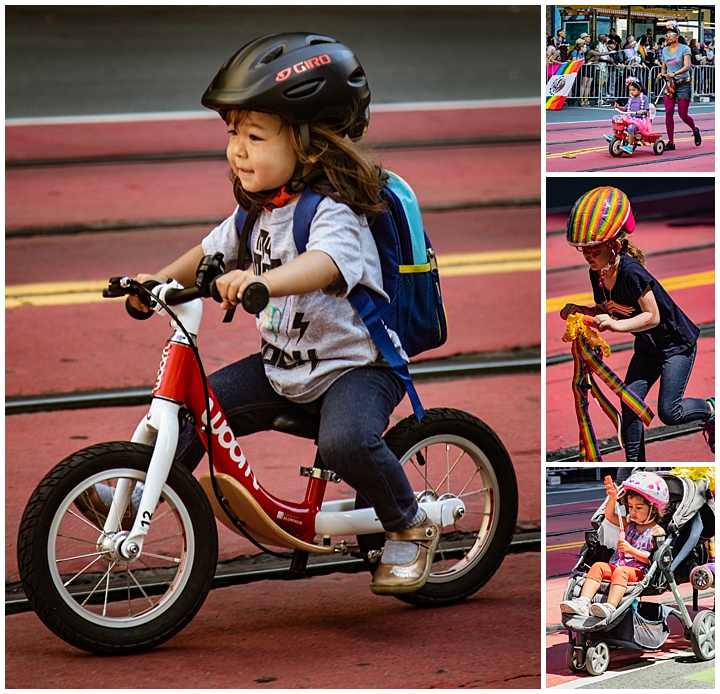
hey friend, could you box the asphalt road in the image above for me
[6,5,540,118]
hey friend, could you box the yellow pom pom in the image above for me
[669,467,715,495]
[562,313,611,357]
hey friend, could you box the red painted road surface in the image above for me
[6,105,541,161]
[6,552,540,689]
[546,111,714,172]
[546,574,714,687]
[6,145,539,230]
[7,205,540,397]
[5,106,541,684]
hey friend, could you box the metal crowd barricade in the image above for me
[692,65,715,101]
[565,64,714,105]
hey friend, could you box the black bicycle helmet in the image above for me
[202,32,370,141]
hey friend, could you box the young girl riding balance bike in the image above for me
[17,33,518,655]
[560,186,714,461]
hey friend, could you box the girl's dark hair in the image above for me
[226,110,387,222]
[615,231,646,265]
[629,82,646,94]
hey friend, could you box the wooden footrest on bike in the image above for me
[198,473,334,555]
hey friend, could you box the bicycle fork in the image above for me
[103,398,180,560]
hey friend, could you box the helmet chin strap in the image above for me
[288,123,311,193]
[265,124,322,209]
[599,242,619,287]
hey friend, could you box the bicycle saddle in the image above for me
[271,411,320,440]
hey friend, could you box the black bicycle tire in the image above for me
[17,441,218,655]
[356,407,518,607]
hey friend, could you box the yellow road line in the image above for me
[547,134,715,159]
[547,541,585,552]
[6,249,541,308]
[546,270,715,313]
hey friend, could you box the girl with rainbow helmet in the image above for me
[560,186,714,461]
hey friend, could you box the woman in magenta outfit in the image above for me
[660,21,701,150]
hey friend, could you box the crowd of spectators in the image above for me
[547,27,715,106]
[547,27,714,70]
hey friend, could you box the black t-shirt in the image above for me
[591,255,699,359]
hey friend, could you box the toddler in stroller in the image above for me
[559,469,715,676]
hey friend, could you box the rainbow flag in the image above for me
[546,59,584,110]
[637,44,647,59]
[624,46,639,62]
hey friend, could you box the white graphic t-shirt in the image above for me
[202,197,405,402]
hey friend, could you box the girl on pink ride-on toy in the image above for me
[604,77,661,156]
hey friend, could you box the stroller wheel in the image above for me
[565,640,585,672]
[586,641,610,676]
[690,610,715,661]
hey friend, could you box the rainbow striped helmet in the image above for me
[566,186,636,247]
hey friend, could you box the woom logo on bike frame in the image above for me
[153,343,172,392]
[201,398,260,490]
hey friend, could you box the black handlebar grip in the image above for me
[125,298,155,320]
[208,278,269,314]
[242,282,270,314]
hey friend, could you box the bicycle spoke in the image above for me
[66,507,110,536]
[127,568,157,612]
[63,555,104,588]
[457,468,480,497]
[56,550,105,563]
[141,551,182,564]
[57,532,103,545]
[433,448,466,495]
[80,561,117,607]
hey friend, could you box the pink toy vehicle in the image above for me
[606,104,665,157]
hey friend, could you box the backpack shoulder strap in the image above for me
[348,288,425,421]
[292,188,325,253]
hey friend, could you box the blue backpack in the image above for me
[234,172,447,420]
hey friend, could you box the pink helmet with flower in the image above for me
[621,471,669,510]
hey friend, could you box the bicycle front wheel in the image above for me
[357,407,518,607]
[17,441,218,655]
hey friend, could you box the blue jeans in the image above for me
[621,344,710,461]
[174,353,420,531]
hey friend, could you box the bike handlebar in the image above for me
[104,252,270,319]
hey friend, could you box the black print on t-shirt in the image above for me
[261,342,319,373]
[253,229,282,275]
[292,312,310,342]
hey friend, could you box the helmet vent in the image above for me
[306,34,335,46]
[348,68,367,87]
[256,45,285,66]
[284,79,325,99]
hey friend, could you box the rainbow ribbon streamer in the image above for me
[564,315,654,461]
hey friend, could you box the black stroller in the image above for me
[561,470,715,676]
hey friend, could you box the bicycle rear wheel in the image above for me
[356,407,518,606]
[17,441,218,654]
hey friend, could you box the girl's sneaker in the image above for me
[701,397,715,453]
[560,595,591,616]
[590,602,617,619]
[621,144,634,154]
[603,134,615,142]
